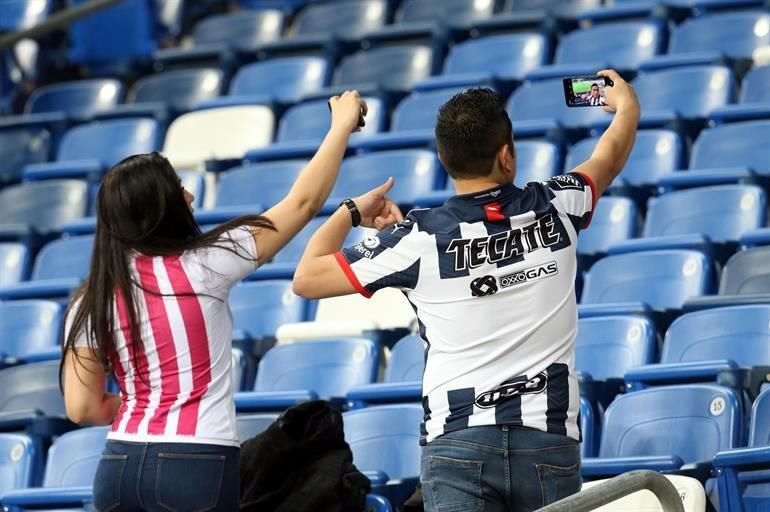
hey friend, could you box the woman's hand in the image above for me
[353,177,405,231]
[329,90,368,134]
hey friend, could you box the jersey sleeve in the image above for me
[545,172,597,230]
[201,226,259,287]
[335,214,424,298]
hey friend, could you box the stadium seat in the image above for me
[0,0,52,32]
[0,360,69,432]
[162,105,275,170]
[474,0,601,34]
[0,434,39,495]
[0,180,88,245]
[414,33,550,94]
[577,197,638,263]
[710,65,770,124]
[582,385,742,478]
[237,413,279,440]
[230,280,310,341]
[343,404,423,506]
[714,387,770,512]
[526,21,664,81]
[683,120,770,181]
[347,333,424,406]
[0,243,30,286]
[1,426,108,509]
[0,235,93,301]
[367,494,396,512]
[396,0,502,29]
[626,305,770,390]
[0,300,62,364]
[580,0,765,25]
[234,338,379,412]
[580,396,600,458]
[244,97,385,162]
[22,118,160,182]
[226,57,330,106]
[639,11,770,72]
[232,347,246,392]
[580,250,715,318]
[0,126,51,186]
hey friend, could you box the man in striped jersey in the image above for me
[294,69,640,511]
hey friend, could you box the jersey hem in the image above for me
[107,432,241,448]
[574,171,597,228]
[334,251,373,298]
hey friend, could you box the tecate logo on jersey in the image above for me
[500,261,559,288]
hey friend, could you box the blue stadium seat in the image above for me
[0,235,93,301]
[226,57,329,106]
[626,305,770,390]
[580,250,715,317]
[506,78,613,138]
[232,347,246,391]
[580,0,765,25]
[0,180,88,244]
[0,126,51,186]
[1,426,108,509]
[640,11,770,72]
[344,404,423,507]
[0,434,39,495]
[577,197,638,261]
[0,0,52,32]
[710,65,770,123]
[367,494,395,512]
[0,243,29,286]
[0,300,62,364]
[234,338,379,412]
[582,385,742,478]
[347,334,424,406]
[714,387,770,512]
[414,34,550,94]
[475,0,600,33]
[687,120,770,178]
[25,79,123,120]
[237,413,279,440]
[580,396,599,458]
[0,361,68,432]
[22,118,160,182]
[526,21,664,81]
[244,97,385,162]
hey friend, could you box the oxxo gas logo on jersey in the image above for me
[500,261,559,288]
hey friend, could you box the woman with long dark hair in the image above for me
[61,91,402,511]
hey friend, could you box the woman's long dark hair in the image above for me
[62,152,274,383]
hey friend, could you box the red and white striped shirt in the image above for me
[68,227,258,447]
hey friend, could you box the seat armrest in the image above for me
[234,390,319,412]
[624,360,737,388]
[1,486,93,508]
[347,382,422,405]
[581,456,684,479]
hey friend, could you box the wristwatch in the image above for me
[339,198,361,227]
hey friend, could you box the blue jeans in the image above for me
[421,426,581,512]
[93,441,240,512]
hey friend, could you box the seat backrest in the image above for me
[444,33,549,80]
[277,97,384,143]
[232,347,245,391]
[57,118,159,166]
[662,305,770,367]
[0,300,62,359]
[179,171,205,208]
[163,106,275,167]
[237,413,279,441]
[399,0,500,24]
[343,404,423,480]
[25,79,123,119]
[633,66,735,119]
[741,65,770,104]
[192,10,285,50]
[719,246,770,294]
[580,396,597,458]
[0,361,66,417]
[292,0,387,39]
[507,78,613,128]
[230,57,328,104]
[0,243,29,286]
[599,385,742,462]
[749,387,770,447]
[43,426,108,487]
[690,120,770,175]
[31,235,94,281]
[311,288,417,330]
[391,88,465,132]
[577,197,638,256]
[255,338,379,397]
[0,433,37,495]
[216,160,308,209]
[581,250,714,310]
[0,180,88,235]
[334,46,434,93]
[0,0,52,32]
[129,69,223,112]
[575,315,657,381]
[230,280,309,339]
[513,141,562,185]
[670,11,770,60]
[556,22,663,68]
[0,126,51,185]
[644,185,766,243]
[385,334,425,383]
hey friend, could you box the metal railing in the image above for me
[536,470,686,512]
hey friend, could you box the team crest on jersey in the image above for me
[475,372,549,408]
[363,236,381,249]
[549,174,584,191]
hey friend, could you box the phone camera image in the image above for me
[563,77,608,108]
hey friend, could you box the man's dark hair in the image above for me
[434,88,513,179]
[591,83,599,89]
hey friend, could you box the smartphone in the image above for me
[563,76,612,107]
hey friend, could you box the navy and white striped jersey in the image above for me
[336,172,596,444]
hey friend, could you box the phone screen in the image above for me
[563,77,608,107]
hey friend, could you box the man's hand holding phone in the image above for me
[597,69,640,117]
